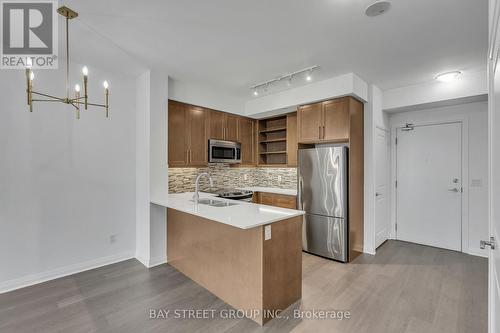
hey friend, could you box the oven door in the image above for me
[209,140,240,163]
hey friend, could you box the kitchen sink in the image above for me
[192,198,239,207]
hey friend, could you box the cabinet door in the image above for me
[274,194,297,209]
[187,106,208,166]
[207,110,225,140]
[298,102,322,143]
[286,113,298,166]
[225,114,239,141]
[322,98,349,141]
[168,101,189,166]
[259,192,275,206]
[238,117,255,165]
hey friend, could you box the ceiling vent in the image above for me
[365,1,391,17]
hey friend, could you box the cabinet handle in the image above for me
[319,126,322,139]
[323,126,325,139]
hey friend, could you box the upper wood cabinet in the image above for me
[168,101,207,167]
[187,106,208,166]
[168,101,189,167]
[207,110,225,140]
[169,100,257,167]
[286,113,298,167]
[297,102,322,142]
[225,114,239,142]
[322,98,349,141]
[208,110,239,142]
[238,117,255,165]
[297,97,351,143]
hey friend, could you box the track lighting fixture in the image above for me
[249,65,318,96]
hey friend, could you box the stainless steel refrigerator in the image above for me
[298,146,348,262]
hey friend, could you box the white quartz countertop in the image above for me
[151,192,304,229]
[237,187,297,196]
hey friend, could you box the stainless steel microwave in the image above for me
[208,139,241,164]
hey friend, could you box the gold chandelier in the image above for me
[25,6,109,119]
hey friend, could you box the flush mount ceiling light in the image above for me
[365,1,391,17]
[24,6,110,119]
[250,65,319,96]
[435,71,462,83]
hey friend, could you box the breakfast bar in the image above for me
[152,192,305,325]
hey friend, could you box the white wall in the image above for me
[168,78,246,115]
[383,70,487,111]
[389,101,489,257]
[0,63,137,292]
[136,71,169,268]
[245,73,368,117]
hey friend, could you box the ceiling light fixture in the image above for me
[250,65,319,96]
[365,1,391,17]
[24,6,110,119]
[306,70,312,81]
[435,71,462,83]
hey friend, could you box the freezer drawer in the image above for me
[302,214,347,262]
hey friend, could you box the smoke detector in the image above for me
[365,1,391,17]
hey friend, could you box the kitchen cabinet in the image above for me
[168,101,207,167]
[254,192,297,209]
[297,97,350,143]
[323,98,349,141]
[225,114,239,141]
[187,105,208,165]
[286,113,298,167]
[297,102,322,142]
[208,110,239,142]
[238,117,255,165]
[168,101,189,166]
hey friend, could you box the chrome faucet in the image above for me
[193,172,214,204]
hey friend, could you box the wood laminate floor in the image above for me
[0,241,487,333]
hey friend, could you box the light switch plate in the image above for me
[264,225,271,240]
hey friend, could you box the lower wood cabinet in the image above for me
[254,192,297,209]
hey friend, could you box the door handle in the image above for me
[375,192,381,197]
[480,237,496,250]
[448,188,459,192]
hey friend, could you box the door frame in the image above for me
[389,118,470,253]
[375,126,391,249]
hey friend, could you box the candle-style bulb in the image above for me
[103,80,109,89]
[75,84,81,92]
[26,57,33,68]
[82,66,88,76]
[29,71,34,81]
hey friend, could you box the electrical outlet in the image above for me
[109,235,117,244]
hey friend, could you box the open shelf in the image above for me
[258,115,289,165]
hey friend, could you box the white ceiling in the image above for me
[62,0,488,99]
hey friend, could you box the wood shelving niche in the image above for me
[258,115,288,165]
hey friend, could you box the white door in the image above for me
[488,32,500,332]
[375,127,390,248]
[396,122,462,251]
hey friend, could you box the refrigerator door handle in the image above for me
[297,176,303,209]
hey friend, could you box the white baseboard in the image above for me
[148,256,167,268]
[467,248,489,258]
[0,251,135,294]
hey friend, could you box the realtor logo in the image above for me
[1,1,58,69]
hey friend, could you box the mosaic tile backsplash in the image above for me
[168,164,297,193]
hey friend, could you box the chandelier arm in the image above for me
[86,102,107,108]
[32,91,65,101]
[32,99,66,102]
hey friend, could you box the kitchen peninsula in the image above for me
[152,192,305,325]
